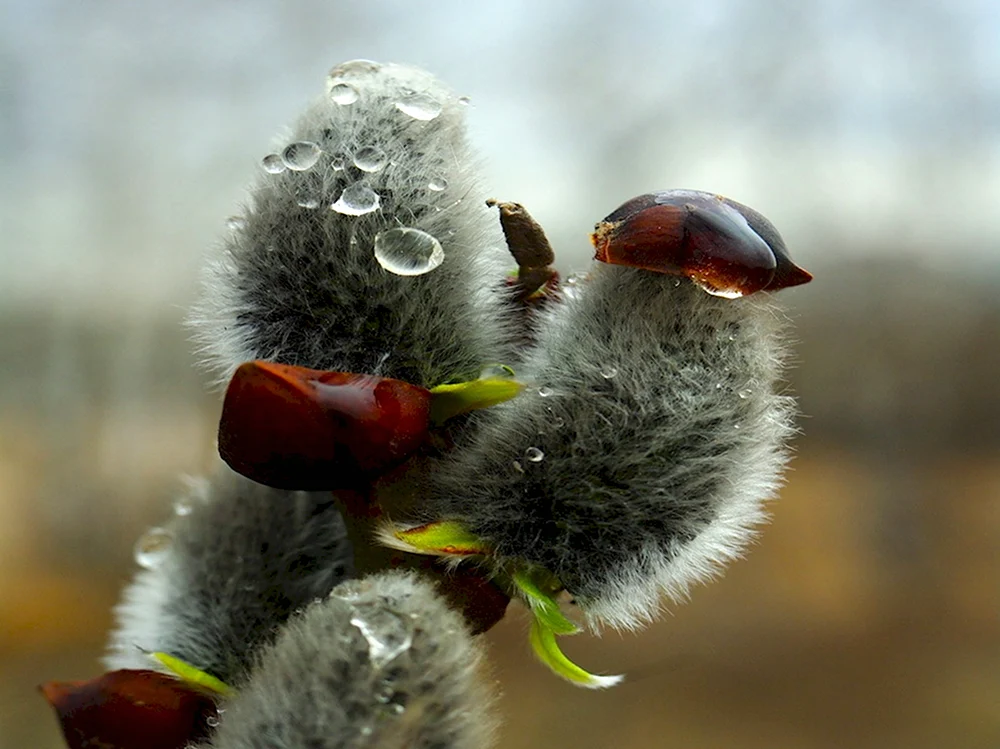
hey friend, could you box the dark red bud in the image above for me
[219,361,431,490]
[41,670,219,749]
[591,190,811,296]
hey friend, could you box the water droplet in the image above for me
[349,606,413,668]
[328,82,359,105]
[360,726,374,737]
[673,279,682,287]
[373,228,444,276]
[225,216,246,231]
[551,415,565,429]
[353,146,387,173]
[427,176,448,192]
[328,59,382,81]
[715,383,723,390]
[395,93,442,121]
[389,703,406,715]
[206,715,219,728]
[524,447,545,463]
[728,333,738,341]
[512,460,525,474]
[330,155,347,171]
[331,184,380,215]
[600,365,618,379]
[738,387,753,399]
[282,141,322,171]
[693,278,743,299]
[457,95,471,106]
[172,498,193,517]
[297,197,320,209]
[134,528,172,570]
[261,153,285,174]
[733,423,742,430]
[480,363,515,380]
[538,386,553,397]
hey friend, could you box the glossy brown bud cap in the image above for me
[591,190,812,296]
[219,361,431,490]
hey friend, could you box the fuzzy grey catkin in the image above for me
[105,466,353,684]
[190,62,514,388]
[422,265,796,631]
[194,571,498,749]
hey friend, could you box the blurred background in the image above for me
[1,1,998,747]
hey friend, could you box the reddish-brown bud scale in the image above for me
[219,361,431,490]
[591,190,812,296]
[41,670,219,749]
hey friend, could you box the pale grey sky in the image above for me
[2,0,998,314]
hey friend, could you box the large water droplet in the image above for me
[353,146,387,173]
[328,59,382,81]
[373,228,444,276]
[282,141,322,171]
[331,184,380,215]
[693,278,744,299]
[600,365,619,379]
[261,153,286,174]
[524,447,545,463]
[395,93,442,121]
[328,82,359,105]
[134,527,172,570]
[427,176,448,192]
[348,605,413,669]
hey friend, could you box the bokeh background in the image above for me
[1,1,998,747]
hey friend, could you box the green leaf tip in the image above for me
[528,619,624,689]
[429,375,524,424]
[511,568,580,635]
[148,651,233,697]
[377,520,491,557]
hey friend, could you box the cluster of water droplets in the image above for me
[335,587,414,671]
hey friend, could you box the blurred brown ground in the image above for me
[1,260,998,749]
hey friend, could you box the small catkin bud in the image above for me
[424,264,796,631]
[105,466,354,684]
[194,571,498,749]
[190,61,514,388]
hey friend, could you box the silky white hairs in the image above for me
[422,266,795,631]
[194,571,498,749]
[105,466,353,684]
[190,61,515,389]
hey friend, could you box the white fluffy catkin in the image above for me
[190,61,514,388]
[423,265,796,631]
[194,571,498,749]
[104,466,353,684]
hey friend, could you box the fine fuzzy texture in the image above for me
[190,62,514,389]
[105,466,354,684]
[194,571,498,749]
[423,265,796,631]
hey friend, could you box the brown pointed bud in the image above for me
[219,361,431,490]
[591,190,812,297]
[40,670,218,749]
